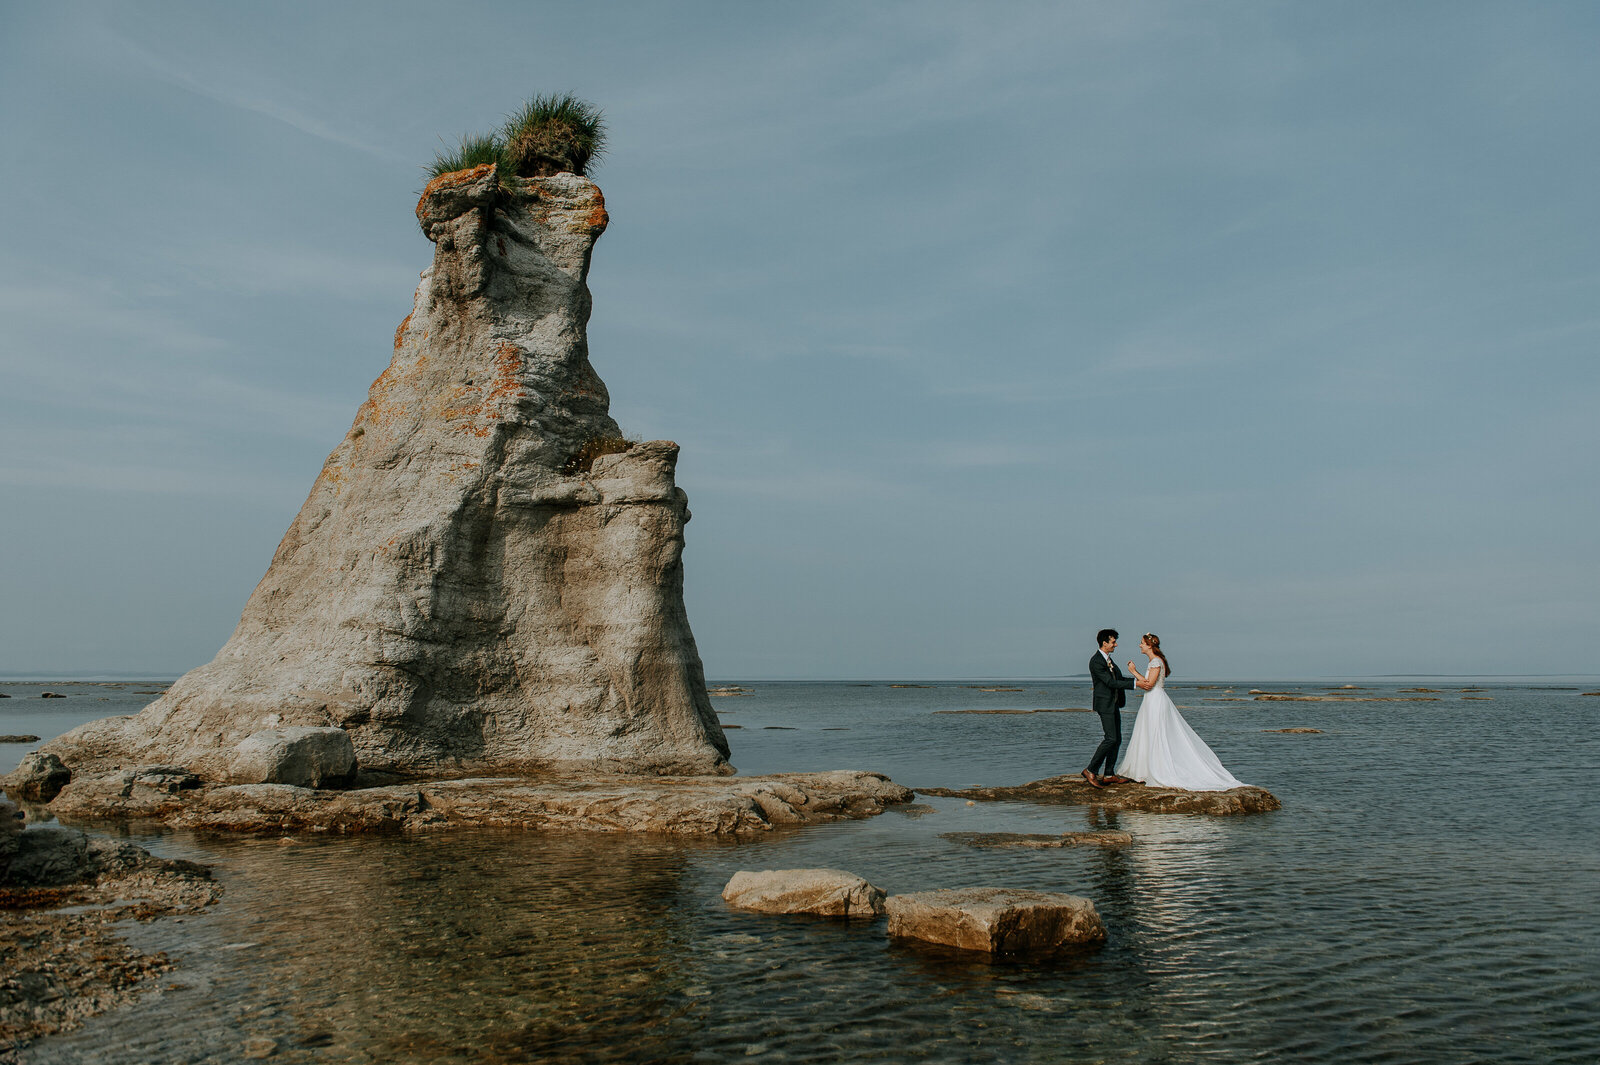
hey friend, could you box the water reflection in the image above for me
[38,831,722,1064]
[18,682,1600,1064]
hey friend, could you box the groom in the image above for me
[1083,628,1135,788]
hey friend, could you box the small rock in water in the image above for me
[1264,728,1323,734]
[886,887,1106,956]
[241,1037,279,1059]
[0,734,42,743]
[722,868,886,918]
[40,691,66,699]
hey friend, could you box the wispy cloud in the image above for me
[96,23,404,162]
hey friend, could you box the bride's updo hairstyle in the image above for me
[1143,633,1172,676]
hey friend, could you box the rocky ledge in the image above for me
[40,769,913,836]
[2,803,220,1054]
[918,775,1280,815]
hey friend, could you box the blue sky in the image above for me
[1,1,1596,678]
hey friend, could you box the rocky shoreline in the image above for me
[1,802,220,1059]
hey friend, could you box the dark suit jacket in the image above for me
[1090,652,1135,712]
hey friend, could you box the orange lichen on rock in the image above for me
[416,163,498,218]
[393,313,413,351]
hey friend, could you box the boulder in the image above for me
[2,751,73,802]
[40,691,66,699]
[885,887,1106,956]
[227,727,357,789]
[41,164,728,780]
[4,824,91,886]
[722,868,886,917]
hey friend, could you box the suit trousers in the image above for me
[1088,707,1122,775]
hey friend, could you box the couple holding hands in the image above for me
[1082,629,1247,792]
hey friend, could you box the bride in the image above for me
[1116,633,1249,791]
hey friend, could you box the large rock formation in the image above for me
[47,164,728,780]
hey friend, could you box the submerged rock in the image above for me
[722,868,886,918]
[1,751,73,802]
[938,831,1132,849]
[43,163,727,781]
[885,888,1105,956]
[918,775,1280,815]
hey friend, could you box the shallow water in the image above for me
[5,678,1599,1063]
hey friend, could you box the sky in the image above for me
[1,1,1596,679]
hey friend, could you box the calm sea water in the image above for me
[3,678,1598,1064]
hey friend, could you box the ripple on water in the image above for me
[17,681,1600,1063]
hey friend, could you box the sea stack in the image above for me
[47,164,730,779]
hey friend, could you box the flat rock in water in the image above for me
[722,868,885,917]
[0,734,42,743]
[939,831,1132,849]
[1264,728,1323,734]
[43,769,913,836]
[917,775,1280,815]
[886,887,1105,956]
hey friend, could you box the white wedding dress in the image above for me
[1116,660,1248,791]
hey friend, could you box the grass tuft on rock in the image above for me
[428,131,506,179]
[426,94,607,181]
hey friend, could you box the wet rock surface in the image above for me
[885,887,1106,957]
[722,868,886,918]
[1,824,219,1057]
[938,830,1133,849]
[917,775,1281,815]
[45,770,913,836]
